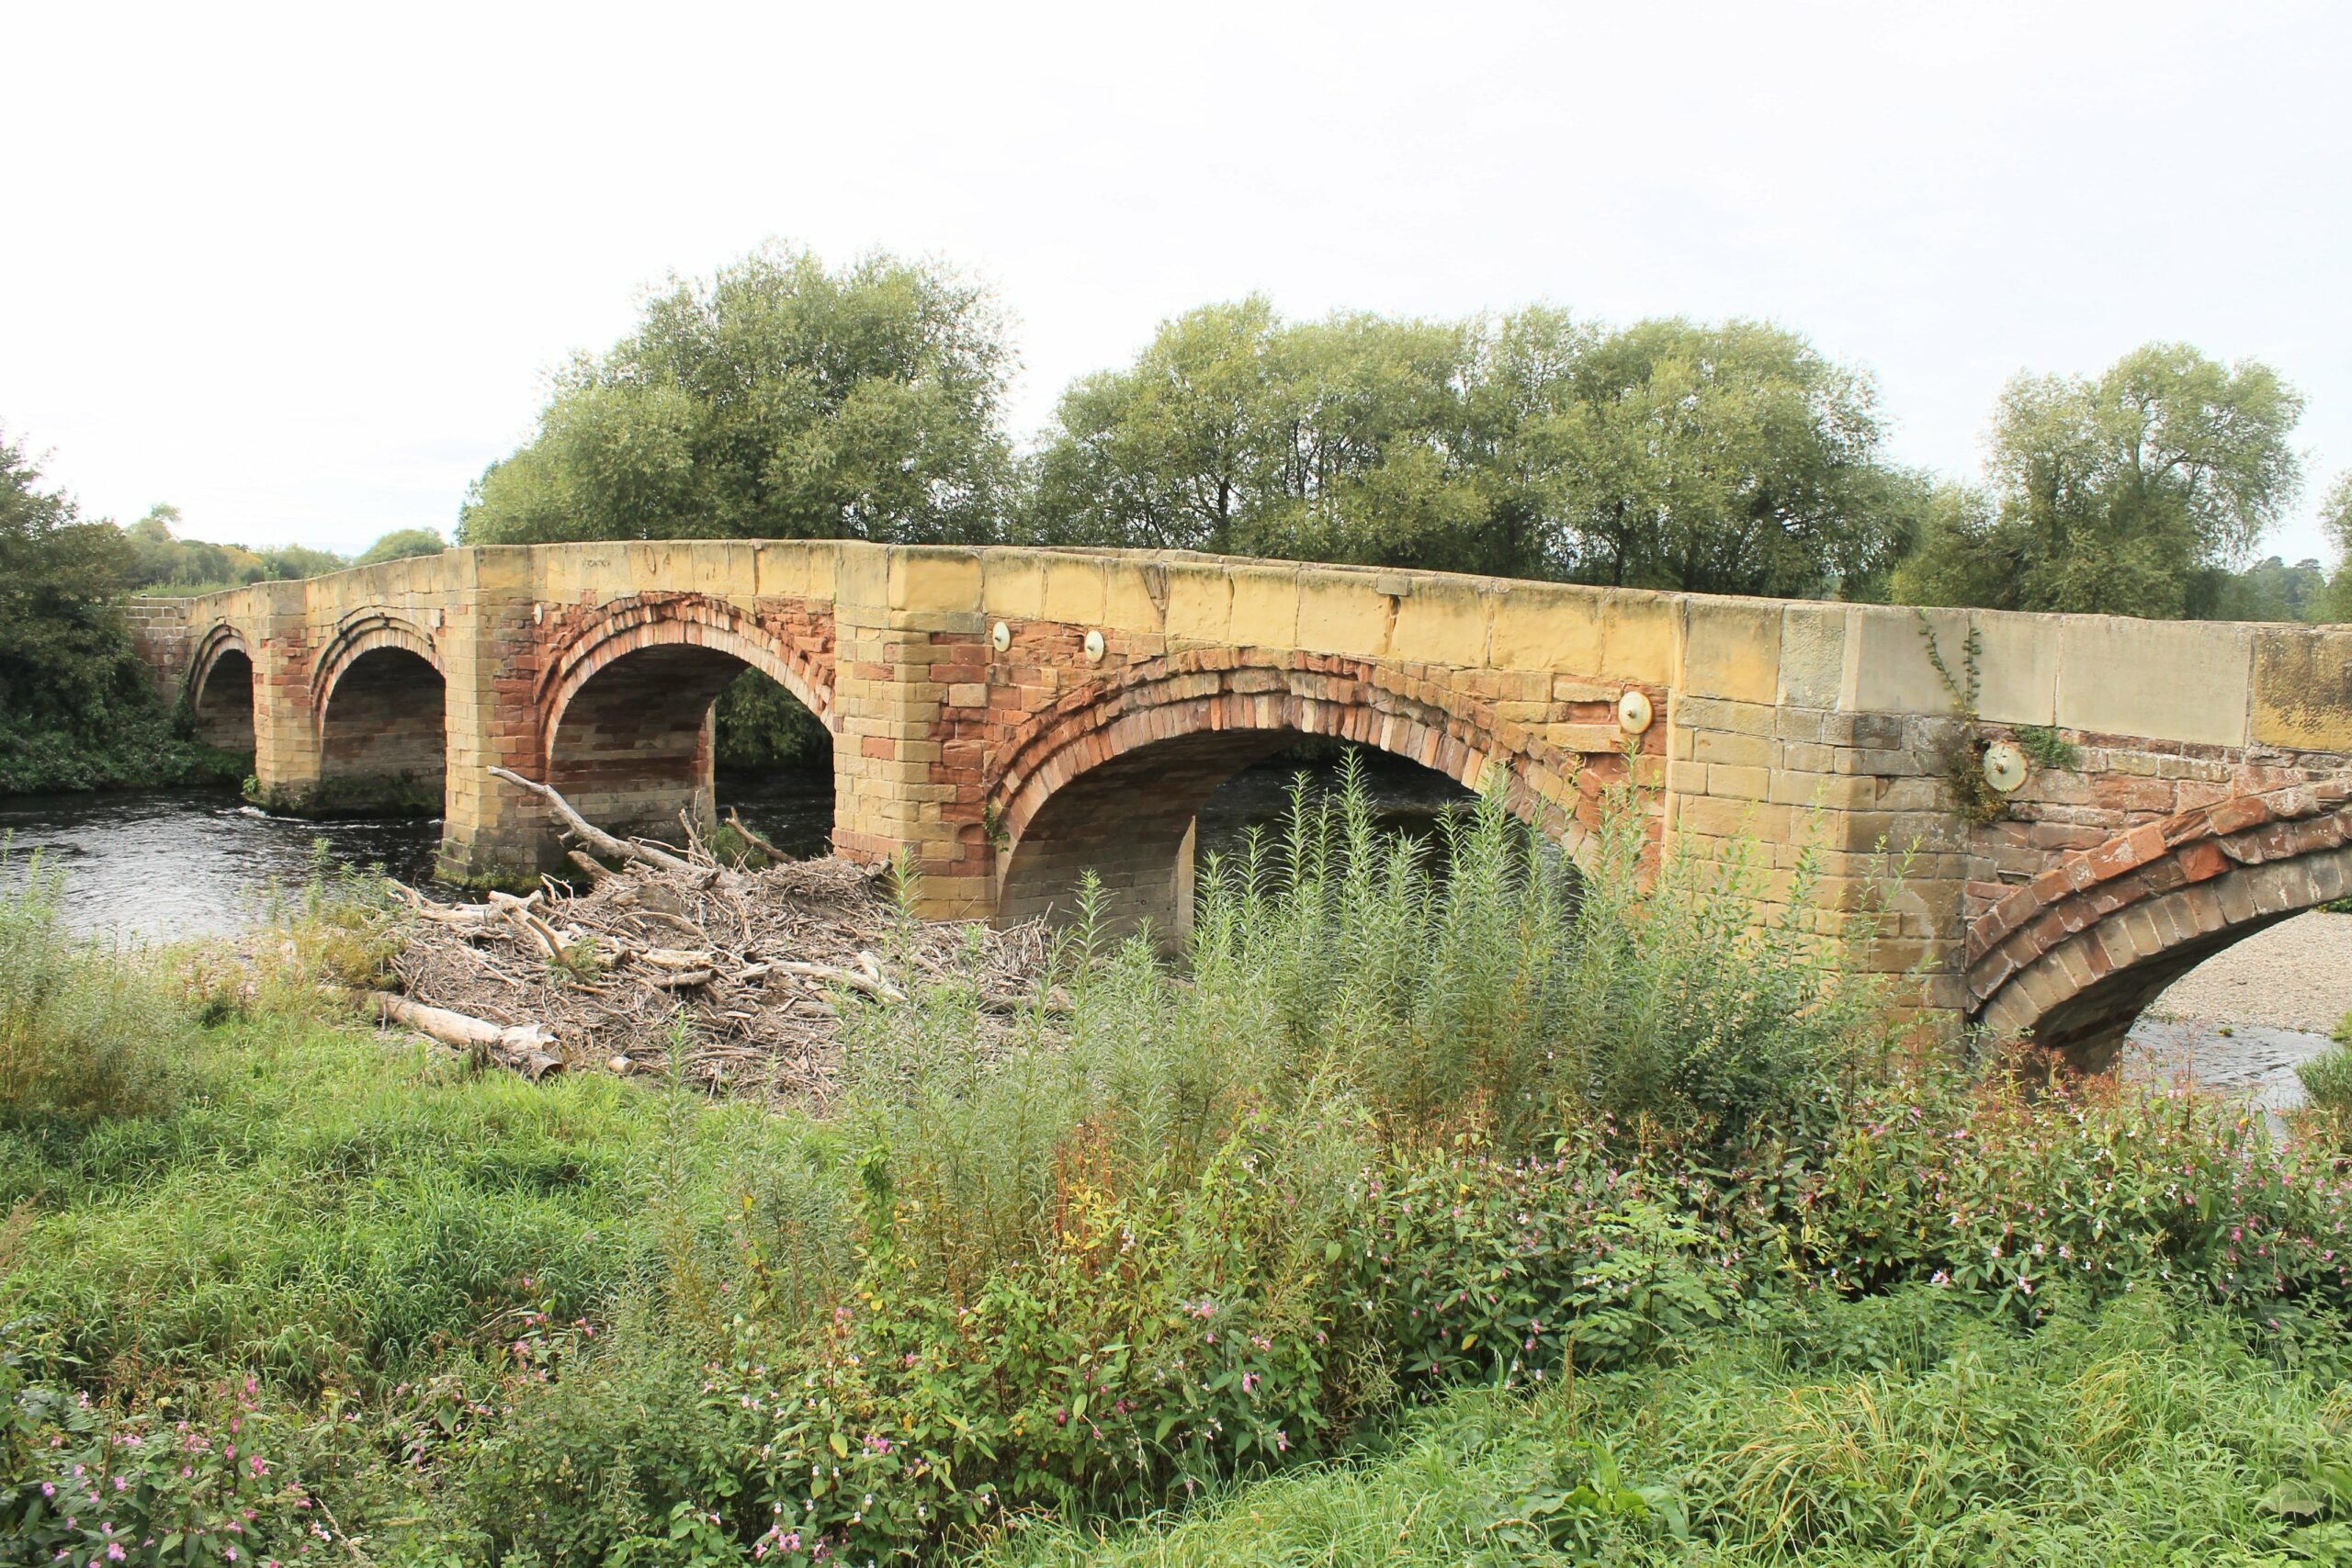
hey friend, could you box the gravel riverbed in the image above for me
[2122,908,2352,1111]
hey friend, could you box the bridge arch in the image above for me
[313,612,447,814]
[1965,783,2352,1068]
[538,593,835,847]
[186,624,258,757]
[987,649,1646,938]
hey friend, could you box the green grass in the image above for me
[984,1289,2352,1567]
[3,1004,839,1394]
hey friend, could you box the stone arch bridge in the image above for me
[128,542,2352,1064]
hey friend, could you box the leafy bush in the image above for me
[2301,1040,2352,1130]
[0,863,186,1122]
[1797,1060,2352,1338]
[0,1353,324,1565]
[1359,1150,1746,1392]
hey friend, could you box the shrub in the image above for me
[0,1349,323,1565]
[1795,1058,2352,1337]
[0,861,185,1122]
[980,1289,2352,1568]
[1181,759,1894,1148]
[1357,1145,1748,1393]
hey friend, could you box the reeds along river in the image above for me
[0,749,1474,943]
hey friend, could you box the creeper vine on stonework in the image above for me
[1916,611,2009,826]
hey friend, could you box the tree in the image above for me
[254,545,347,581]
[1534,318,1909,597]
[2323,472,2352,623]
[1023,299,1905,596]
[2206,556,2332,622]
[0,430,140,736]
[460,245,1016,546]
[356,527,446,566]
[1894,344,2303,618]
[0,431,242,790]
[125,504,243,590]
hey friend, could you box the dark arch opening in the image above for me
[998,735,1477,945]
[713,670,836,859]
[189,649,255,761]
[317,648,446,816]
[548,653,832,859]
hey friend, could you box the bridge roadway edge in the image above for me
[127,542,2352,1060]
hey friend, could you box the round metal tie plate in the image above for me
[1982,739,2028,794]
[1617,688,1654,735]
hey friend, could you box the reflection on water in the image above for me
[0,773,842,942]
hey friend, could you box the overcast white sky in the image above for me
[6,1,2347,564]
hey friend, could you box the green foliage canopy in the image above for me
[459,246,1016,547]
[1023,298,1911,598]
[1894,343,2305,618]
[0,431,141,734]
[123,504,353,592]
[2322,470,2352,622]
[354,526,446,566]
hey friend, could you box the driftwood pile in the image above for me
[366,768,1051,1099]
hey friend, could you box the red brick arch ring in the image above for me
[1963,781,2352,1068]
[186,622,256,709]
[986,649,1655,926]
[308,609,444,728]
[534,592,835,753]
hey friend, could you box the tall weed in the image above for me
[0,859,185,1122]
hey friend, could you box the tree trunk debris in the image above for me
[364,772,1052,1100]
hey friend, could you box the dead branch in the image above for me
[565,850,617,886]
[489,766,703,878]
[373,771,1051,1101]
[726,807,785,863]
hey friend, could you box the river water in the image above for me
[6,757,2340,1109]
[0,750,1465,943]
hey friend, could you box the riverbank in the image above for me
[12,783,2352,1564]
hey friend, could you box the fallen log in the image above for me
[565,850,617,886]
[387,879,512,927]
[771,958,906,1002]
[490,766,713,880]
[365,991,564,1079]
